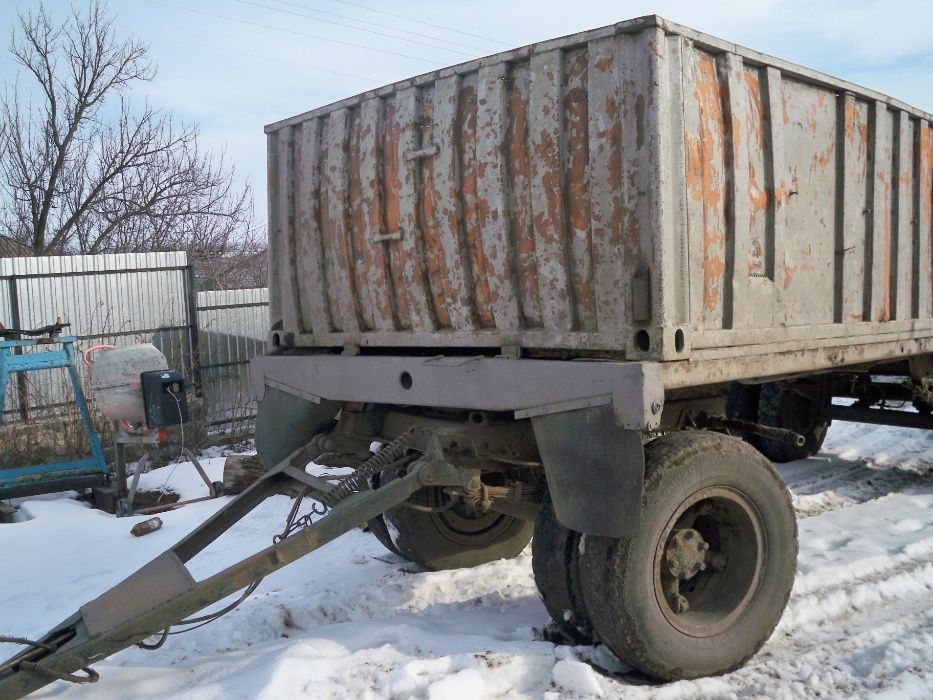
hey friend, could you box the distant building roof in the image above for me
[0,235,30,257]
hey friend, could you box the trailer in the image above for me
[2,14,932,697]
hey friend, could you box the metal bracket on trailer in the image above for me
[0,439,465,700]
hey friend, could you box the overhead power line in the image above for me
[140,0,446,65]
[326,0,512,47]
[234,0,479,58]
[269,0,490,54]
[121,25,381,83]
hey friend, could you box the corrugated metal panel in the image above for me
[2,252,189,340]
[266,15,933,371]
[2,254,270,427]
[197,288,269,426]
[1,252,191,419]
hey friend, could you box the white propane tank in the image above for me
[89,344,169,422]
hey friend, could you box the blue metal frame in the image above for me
[0,336,108,492]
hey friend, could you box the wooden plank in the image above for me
[294,118,333,335]
[528,49,574,331]
[429,75,476,330]
[321,108,360,334]
[586,35,625,334]
[357,98,397,331]
[476,64,521,331]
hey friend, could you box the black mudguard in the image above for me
[532,405,644,537]
[255,385,342,470]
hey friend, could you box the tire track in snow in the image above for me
[725,593,933,699]
[787,461,933,518]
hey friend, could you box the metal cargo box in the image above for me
[265,15,933,387]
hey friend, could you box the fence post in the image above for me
[184,264,203,398]
[7,276,30,422]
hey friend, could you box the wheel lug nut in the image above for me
[698,562,706,571]
[699,541,709,551]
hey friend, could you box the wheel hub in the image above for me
[653,487,765,638]
[662,528,709,580]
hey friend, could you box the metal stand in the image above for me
[0,334,108,500]
[113,422,220,517]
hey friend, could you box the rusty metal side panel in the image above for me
[477,64,522,331]
[266,17,933,374]
[269,31,664,353]
[356,98,397,332]
[781,79,838,326]
[425,76,474,331]
[683,48,729,331]
[507,63,543,328]
[528,49,575,332]
[382,96,412,330]
[679,39,933,345]
[563,48,597,332]
[894,112,914,321]
[919,120,933,319]
[587,36,626,338]
[838,95,870,323]
[294,120,333,336]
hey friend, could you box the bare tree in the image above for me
[0,1,265,286]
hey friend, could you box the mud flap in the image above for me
[532,405,643,537]
[255,385,342,470]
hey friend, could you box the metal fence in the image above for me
[196,288,268,427]
[1,252,268,430]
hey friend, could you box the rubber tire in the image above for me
[381,493,534,571]
[756,383,829,463]
[367,514,403,557]
[579,431,797,681]
[531,493,593,643]
[366,473,403,557]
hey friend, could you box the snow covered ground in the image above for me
[1,422,932,699]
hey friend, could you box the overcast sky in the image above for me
[2,0,931,228]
